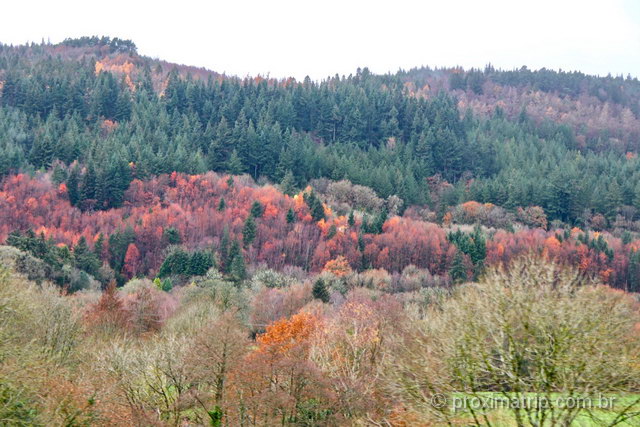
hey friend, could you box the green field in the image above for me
[442,393,640,426]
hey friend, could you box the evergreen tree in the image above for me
[219,227,231,273]
[603,180,623,221]
[312,278,330,303]
[286,207,296,224]
[189,251,214,276]
[304,191,325,222]
[162,227,182,245]
[628,249,640,293]
[73,236,100,277]
[250,201,263,218]
[450,251,468,284]
[66,166,80,206]
[94,233,105,264]
[227,149,245,175]
[229,240,246,283]
[280,170,297,196]
[158,247,191,277]
[80,162,97,202]
[242,215,257,248]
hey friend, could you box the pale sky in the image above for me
[2,0,639,80]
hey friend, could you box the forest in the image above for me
[0,37,639,426]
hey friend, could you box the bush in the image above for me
[249,268,296,290]
[387,257,640,425]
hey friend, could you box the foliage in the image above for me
[387,257,640,425]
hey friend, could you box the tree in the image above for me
[158,247,190,277]
[73,236,101,277]
[388,257,640,426]
[228,240,246,282]
[286,207,296,224]
[250,201,263,218]
[229,312,334,425]
[80,163,97,204]
[323,256,352,277]
[189,251,214,276]
[66,166,80,206]
[186,313,249,405]
[603,180,623,221]
[449,250,467,284]
[227,149,244,175]
[280,170,297,196]
[304,191,325,222]
[242,215,257,248]
[229,251,246,283]
[122,243,141,279]
[84,281,131,335]
[162,227,182,245]
[312,278,330,303]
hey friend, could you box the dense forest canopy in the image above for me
[1,36,640,292]
[1,37,639,226]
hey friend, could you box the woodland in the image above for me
[0,37,639,426]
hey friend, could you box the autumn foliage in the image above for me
[2,172,640,291]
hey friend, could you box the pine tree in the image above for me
[229,240,246,283]
[603,180,623,221]
[219,227,231,273]
[304,191,325,222]
[162,227,182,245]
[242,215,257,248]
[73,236,100,276]
[280,170,297,196]
[189,251,214,276]
[373,209,388,234]
[286,207,296,224]
[94,233,105,261]
[628,250,640,293]
[217,197,226,211]
[633,184,640,213]
[227,149,245,175]
[208,139,226,171]
[250,201,263,218]
[450,251,468,284]
[66,166,80,206]
[312,278,330,303]
[51,163,67,184]
[81,162,97,202]
[348,211,355,227]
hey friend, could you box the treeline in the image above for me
[402,64,640,114]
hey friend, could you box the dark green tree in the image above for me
[450,251,468,284]
[286,207,296,224]
[312,278,330,303]
[242,215,257,248]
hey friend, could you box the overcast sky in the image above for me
[2,0,639,80]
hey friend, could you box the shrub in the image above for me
[387,257,640,425]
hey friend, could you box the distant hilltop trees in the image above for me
[60,36,137,54]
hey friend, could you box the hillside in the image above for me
[2,36,640,426]
[1,37,640,226]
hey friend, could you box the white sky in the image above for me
[2,0,639,80]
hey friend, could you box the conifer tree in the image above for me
[286,207,296,224]
[280,170,297,196]
[312,278,330,303]
[243,215,257,248]
[450,251,467,284]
